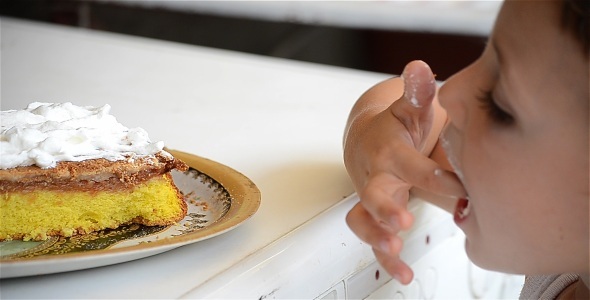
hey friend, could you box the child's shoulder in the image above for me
[520,274,583,300]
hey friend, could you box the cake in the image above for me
[0,102,188,241]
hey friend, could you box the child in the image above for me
[343,0,589,298]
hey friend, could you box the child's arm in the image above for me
[343,60,466,283]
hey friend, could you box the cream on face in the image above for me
[439,125,464,182]
[439,124,472,221]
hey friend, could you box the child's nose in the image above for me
[438,73,468,131]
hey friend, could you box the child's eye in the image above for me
[478,91,514,125]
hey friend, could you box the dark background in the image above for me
[0,0,487,80]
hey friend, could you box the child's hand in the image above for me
[343,60,466,283]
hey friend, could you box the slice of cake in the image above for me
[0,102,188,241]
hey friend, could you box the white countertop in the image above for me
[0,17,386,298]
[99,0,502,36]
[0,17,522,299]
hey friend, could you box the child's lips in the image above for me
[454,198,471,224]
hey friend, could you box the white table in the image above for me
[0,17,521,299]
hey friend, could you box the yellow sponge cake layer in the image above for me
[1,103,190,241]
[0,174,187,241]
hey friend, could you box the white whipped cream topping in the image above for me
[0,102,164,169]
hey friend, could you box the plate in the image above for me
[0,149,261,278]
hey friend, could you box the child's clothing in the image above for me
[519,274,579,299]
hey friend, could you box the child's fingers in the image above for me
[346,202,405,255]
[393,142,467,199]
[358,172,415,230]
[385,61,466,198]
[347,203,415,284]
[374,248,415,285]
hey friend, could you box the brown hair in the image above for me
[562,0,590,54]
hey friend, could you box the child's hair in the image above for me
[562,0,590,54]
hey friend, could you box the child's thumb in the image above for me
[390,60,437,149]
[400,60,436,110]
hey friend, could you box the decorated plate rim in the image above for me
[0,149,261,267]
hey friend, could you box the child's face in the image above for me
[438,0,588,275]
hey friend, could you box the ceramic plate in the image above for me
[0,149,261,278]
